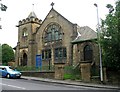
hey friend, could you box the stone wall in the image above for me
[21,71,55,79]
[80,62,91,82]
[36,9,77,66]
[54,63,65,80]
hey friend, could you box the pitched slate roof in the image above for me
[28,11,37,18]
[71,26,97,43]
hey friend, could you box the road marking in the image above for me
[0,83,26,90]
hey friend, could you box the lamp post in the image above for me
[94,3,103,82]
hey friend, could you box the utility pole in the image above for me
[94,3,103,82]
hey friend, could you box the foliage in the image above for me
[63,66,81,80]
[2,44,15,65]
[91,65,99,76]
[16,66,38,71]
[100,0,120,71]
[16,66,54,71]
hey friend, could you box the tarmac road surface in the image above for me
[0,78,119,92]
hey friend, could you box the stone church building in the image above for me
[15,6,99,77]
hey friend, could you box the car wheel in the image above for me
[6,74,10,78]
[18,76,21,79]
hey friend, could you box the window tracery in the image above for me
[44,23,63,42]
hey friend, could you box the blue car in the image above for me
[0,66,21,78]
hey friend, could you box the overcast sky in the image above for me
[0,0,116,47]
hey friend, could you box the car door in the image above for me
[1,68,7,77]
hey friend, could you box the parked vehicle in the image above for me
[0,66,21,78]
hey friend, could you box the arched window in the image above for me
[84,45,93,61]
[44,23,63,42]
[23,31,28,37]
[22,28,28,37]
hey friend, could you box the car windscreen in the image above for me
[6,67,14,71]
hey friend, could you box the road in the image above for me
[0,78,119,92]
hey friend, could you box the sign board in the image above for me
[36,54,42,68]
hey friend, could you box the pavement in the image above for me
[21,76,120,90]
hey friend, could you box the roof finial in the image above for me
[50,2,54,8]
[32,4,34,11]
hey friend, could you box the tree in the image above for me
[2,44,15,65]
[101,0,120,71]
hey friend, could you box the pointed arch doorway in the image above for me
[23,53,27,66]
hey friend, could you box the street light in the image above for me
[94,3,103,82]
